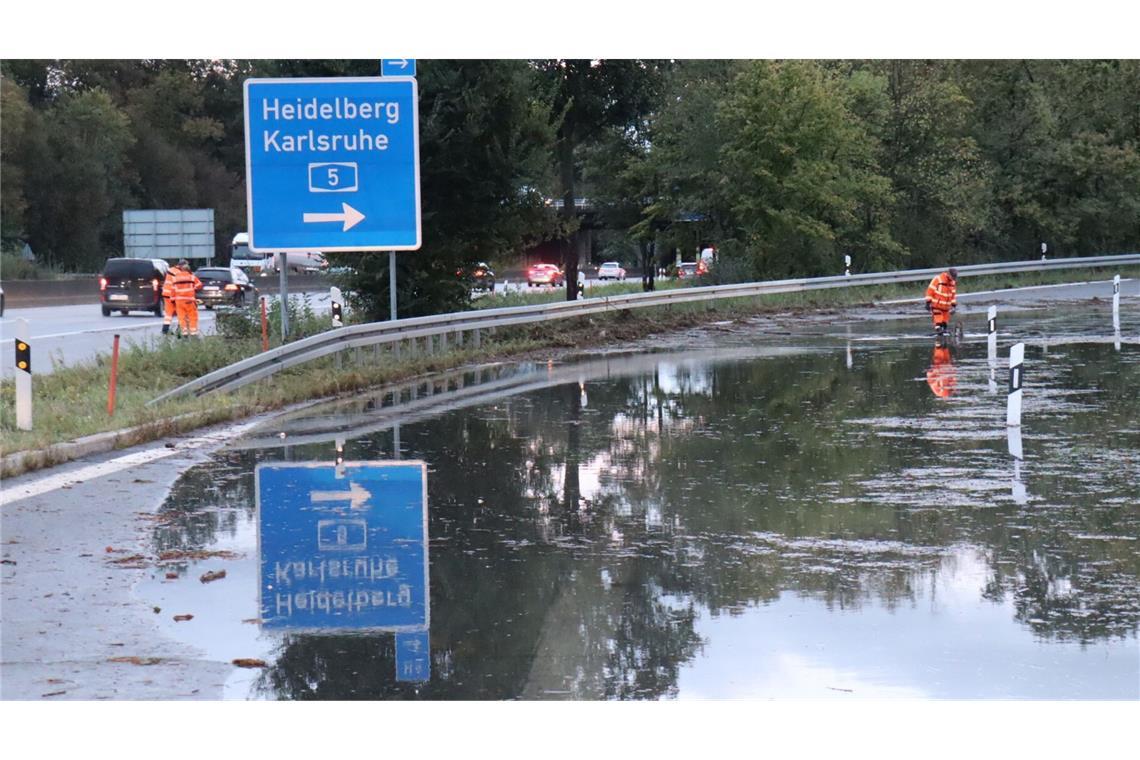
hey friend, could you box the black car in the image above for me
[457,262,496,292]
[195,266,259,309]
[100,258,168,316]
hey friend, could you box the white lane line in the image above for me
[0,420,262,507]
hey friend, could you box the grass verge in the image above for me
[3,264,1136,476]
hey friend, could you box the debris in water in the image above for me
[232,658,268,668]
[108,657,164,666]
[199,569,226,584]
[158,549,240,562]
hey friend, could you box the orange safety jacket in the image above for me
[162,266,179,300]
[171,268,202,302]
[925,272,957,312]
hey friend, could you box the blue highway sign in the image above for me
[381,59,416,78]
[244,77,421,252]
[256,461,429,633]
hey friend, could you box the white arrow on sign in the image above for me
[389,59,409,69]
[303,202,366,231]
[311,480,372,510]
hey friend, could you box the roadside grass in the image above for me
[3,264,1137,473]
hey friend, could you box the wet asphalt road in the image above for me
[1,278,1137,702]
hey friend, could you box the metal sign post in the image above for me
[279,252,289,340]
[390,250,398,322]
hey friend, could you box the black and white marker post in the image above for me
[14,318,32,430]
[1113,275,1122,351]
[1007,341,1027,503]
[1113,274,1121,331]
[1007,342,1025,428]
[987,305,998,393]
[330,286,344,327]
[844,254,851,277]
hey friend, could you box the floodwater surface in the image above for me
[140,303,1140,699]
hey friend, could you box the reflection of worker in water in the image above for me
[926,343,957,398]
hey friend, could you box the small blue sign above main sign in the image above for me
[381,59,416,78]
[244,77,421,253]
[256,461,429,633]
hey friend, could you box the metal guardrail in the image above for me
[149,253,1140,404]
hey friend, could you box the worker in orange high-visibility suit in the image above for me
[160,262,180,335]
[925,267,958,335]
[926,342,956,398]
[171,259,202,337]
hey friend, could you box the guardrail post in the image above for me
[473,328,481,349]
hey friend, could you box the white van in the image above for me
[230,232,326,275]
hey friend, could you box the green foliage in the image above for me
[215,294,330,343]
[2,58,1138,290]
[329,60,560,321]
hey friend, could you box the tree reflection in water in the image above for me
[153,338,1139,698]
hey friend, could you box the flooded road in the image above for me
[138,302,1139,699]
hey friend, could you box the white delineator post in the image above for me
[844,254,851,277]
[1112,275,1121,331]
[987,306,999,394]
[330,285,344,327]
[987,305,998,362]
[14,318,32,430]
[1007,343,1025,428]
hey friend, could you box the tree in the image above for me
[21,88,136,270]
[332,59,559,320]
[534,60,667,299]
[0,76,41,247]
[714,61,899,279]
[853,60,994,268]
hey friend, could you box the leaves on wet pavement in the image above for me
[158,549,240,562]
[232,658,268,668]
[108,656,164,666]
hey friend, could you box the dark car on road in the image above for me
[195,266,259,309]
[457,262,496,292]
[100,257,168,316]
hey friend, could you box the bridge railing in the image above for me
[149,253,1140,404]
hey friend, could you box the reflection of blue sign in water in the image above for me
[243,77,421,252]
[396,631,430,682]
[256,461,429,635]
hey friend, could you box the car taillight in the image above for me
[224,284,239,291]
[100,277,108,290]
